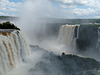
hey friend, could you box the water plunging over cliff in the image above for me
[58,24,100,51]
[58,24,80,49]
[0,29,30,75]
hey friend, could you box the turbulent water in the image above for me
[10,45,100,75]
[10,24,100,75]
[0,30,30,75]
[1,24,100,75]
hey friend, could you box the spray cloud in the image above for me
[10,0,100,75]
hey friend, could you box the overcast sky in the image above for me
[0,0,100,18]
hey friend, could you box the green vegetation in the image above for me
[0,21,20,30]
[0,16,18,21]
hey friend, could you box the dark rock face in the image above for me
[76,25,100,50]
[74,26,79,38]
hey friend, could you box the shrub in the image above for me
[0,21,20,30]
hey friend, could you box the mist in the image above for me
[11,0,100,75]
[12,0,68,74]
[16,0,100,58]
[11,0,80,75]
[15,0,65,54]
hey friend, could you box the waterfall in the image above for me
[58,24,100,52]
[0,30,30,75]
[58,24,80,49]
[96,27,100,51]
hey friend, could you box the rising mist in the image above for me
[10,0,100,75]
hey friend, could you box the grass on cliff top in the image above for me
[0,21,20,30]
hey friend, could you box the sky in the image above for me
[0,0,100,18]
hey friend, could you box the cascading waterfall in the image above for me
[58,24,100,53]
[0,29,30,75]
[58,24,80,49]
[96,27,100,51]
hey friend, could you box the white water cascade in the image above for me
[0,29,30,75]
[58,24,80,48]
[96,27,100,51]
